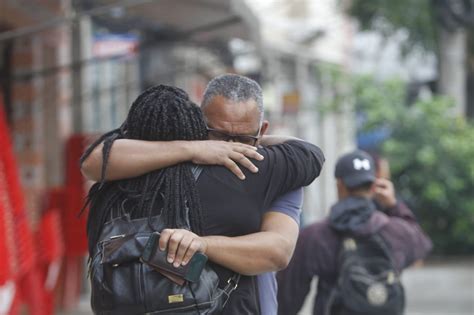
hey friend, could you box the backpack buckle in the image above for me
[227,277,238,290]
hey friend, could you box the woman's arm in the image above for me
[81,139,263,181]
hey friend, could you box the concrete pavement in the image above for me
[403,259,474,315]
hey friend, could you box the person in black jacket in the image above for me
[277,150,432,315]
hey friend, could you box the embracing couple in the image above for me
[81,74,325,314]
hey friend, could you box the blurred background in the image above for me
[0,0,472,314]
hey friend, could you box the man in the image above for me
[277,150,432,315]
[81,74,309,314]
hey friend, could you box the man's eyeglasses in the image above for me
[206,126,261,146]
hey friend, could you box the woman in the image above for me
[83,85,207,252]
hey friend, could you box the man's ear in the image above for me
[336,179,347,199]
[259,120,269,136]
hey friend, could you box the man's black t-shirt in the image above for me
[195,140,325,314]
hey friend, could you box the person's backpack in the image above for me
[88,166,240,314]
[325,234,405,315]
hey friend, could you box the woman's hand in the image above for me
[189,140,263,180]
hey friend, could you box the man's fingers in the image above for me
[166,232,185,263]
[375,179,394,194]
[374,182,397,208]
[223,159,245,180]
[173,235,194,267]
[182,241,201,266]
[374,187,388,196]
[158,229,174,251]
[375,178,392,188]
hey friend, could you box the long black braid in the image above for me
[81,85,208,253]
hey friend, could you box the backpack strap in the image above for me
[324,285,340,315]
[223,274,241,298]
[183,165,203,229]
[371,233,400,275]
[220,273,241,309]
[322,231,347,315]
[191,165,203,181]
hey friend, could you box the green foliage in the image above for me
[344,0,474,253]
[353,77,474,254]
[313,63,352,114]
[347,0,437,53]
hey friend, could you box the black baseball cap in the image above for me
[334,150,376,188]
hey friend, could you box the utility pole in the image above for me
[70,0,83,133]
[435,0,474,116]
[438,27,467,116]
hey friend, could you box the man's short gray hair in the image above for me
[202,74,264,121]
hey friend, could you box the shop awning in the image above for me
[0,0,260,45]
[82,0,260,45]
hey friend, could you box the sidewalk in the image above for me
[403,259,474,315]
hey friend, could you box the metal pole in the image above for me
[71,2,83,133]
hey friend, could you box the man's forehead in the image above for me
[204,96,259,120]
[203,95,261,133]
[205,95,258,110]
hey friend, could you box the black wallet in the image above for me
[141,232,208,284]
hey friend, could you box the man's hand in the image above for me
[374,178,397,208]
[158,229,208,268]
[189,141,264,180]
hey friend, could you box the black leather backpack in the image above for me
[88,167,240,314]
[325,234,405,315]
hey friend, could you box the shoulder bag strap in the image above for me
[191,165,203,181]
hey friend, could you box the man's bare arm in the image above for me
[81,139,263,181]
[205,212,299,275]
[160,212,299,276]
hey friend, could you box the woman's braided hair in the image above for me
[82,85,208,253]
